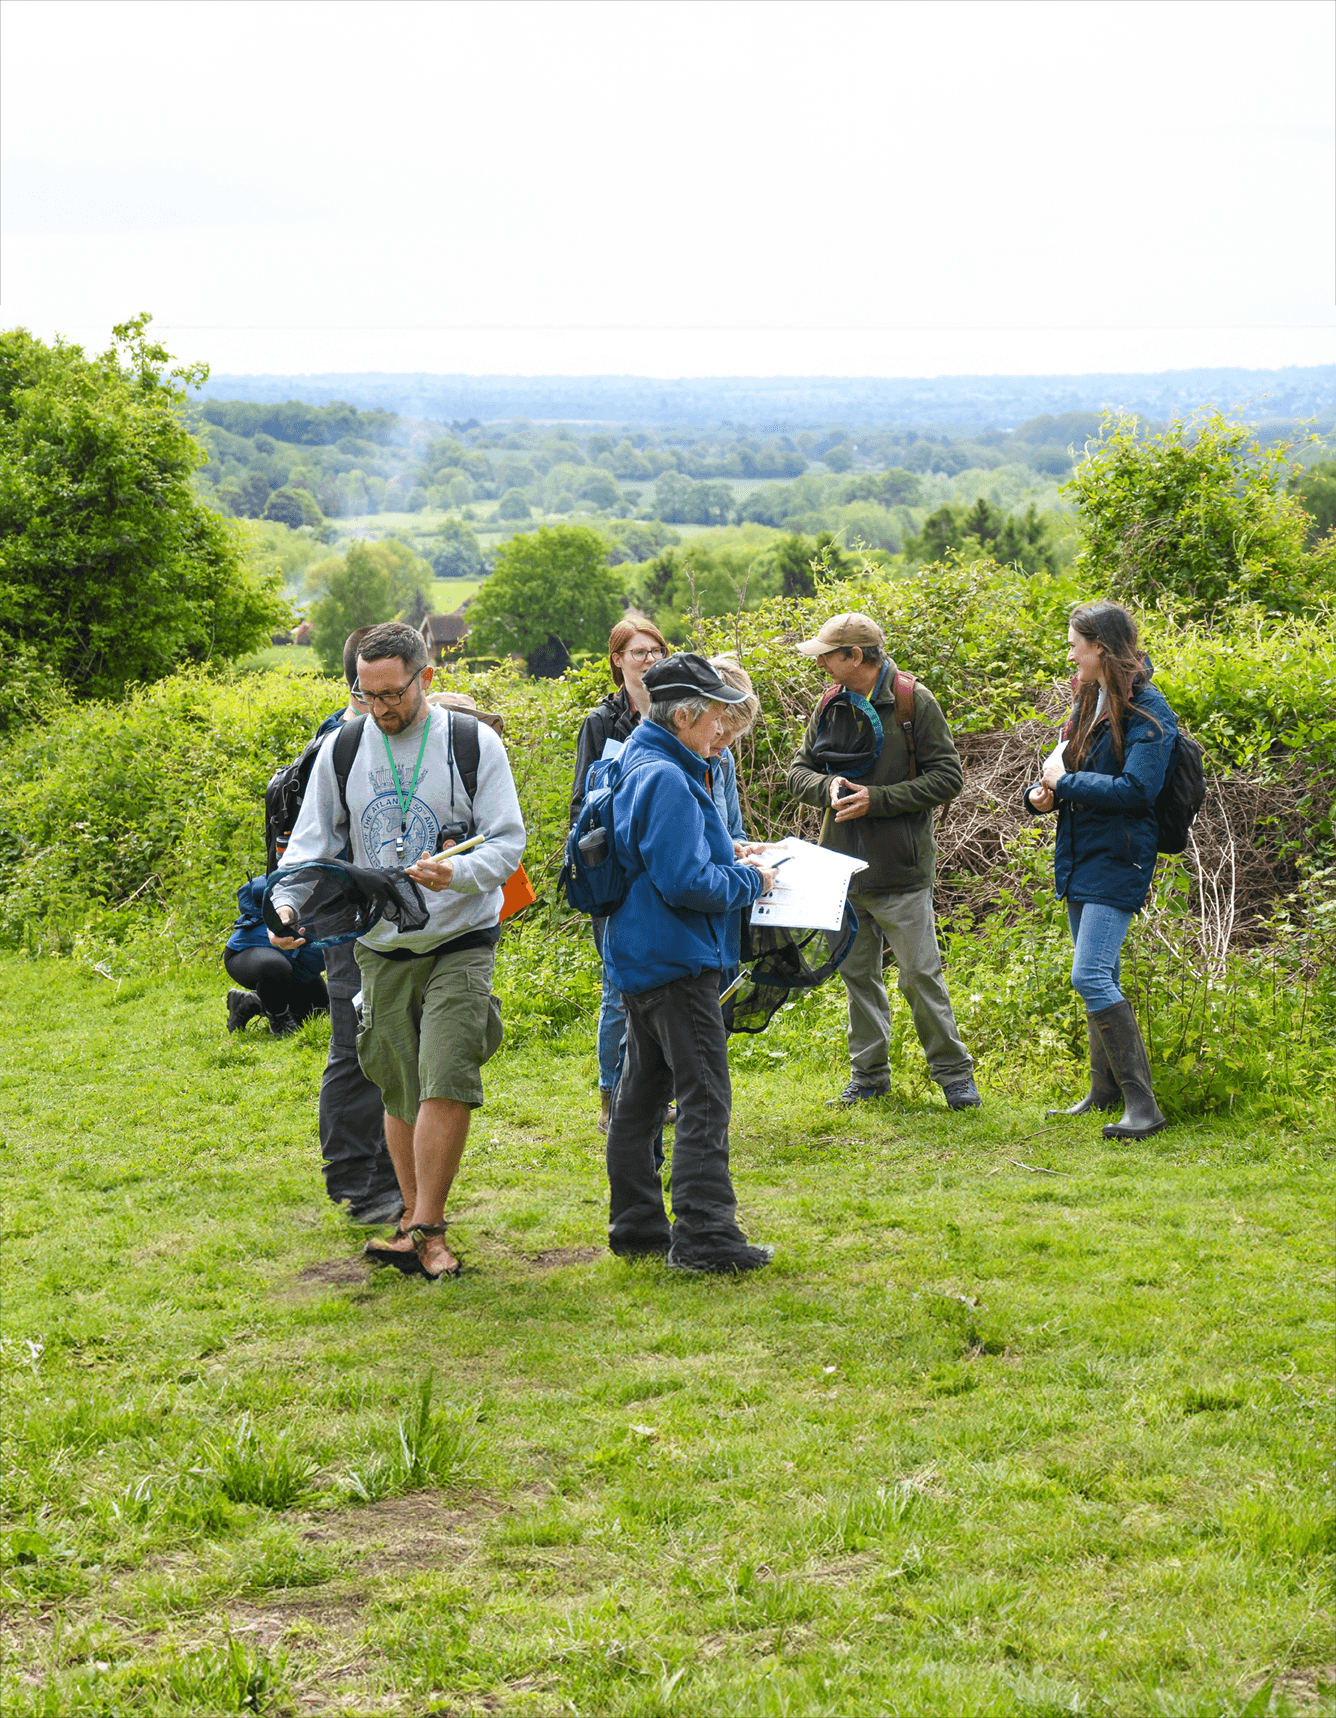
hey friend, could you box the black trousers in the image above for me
[606,968,750,1262]
[318,943,399,1216]
[223,946,328,1023]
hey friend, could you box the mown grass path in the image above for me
[1,957,1331,1717]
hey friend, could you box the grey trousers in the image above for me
[837,887,973,1086]
[319,943,400,1217]
[606,969,751,1262]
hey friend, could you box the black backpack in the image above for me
[1154,730,1207,855]
[264,712,482,869]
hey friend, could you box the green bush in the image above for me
[1064,411,1335,618]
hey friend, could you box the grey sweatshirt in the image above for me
[276,705,526,954]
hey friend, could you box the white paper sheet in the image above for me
[749,837,869,932]
[1042,738,1067,778]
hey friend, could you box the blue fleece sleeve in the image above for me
[632,771,763,914]
[1054,707,1178,815]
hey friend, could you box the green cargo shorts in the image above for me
[353,941,504,1124]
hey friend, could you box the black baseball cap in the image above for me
[642,651,750,705]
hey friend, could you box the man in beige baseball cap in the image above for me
[794,612,887,658]
[785,610,980,1111]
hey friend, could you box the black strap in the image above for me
[450,711,480,800]
[332,714,365,821]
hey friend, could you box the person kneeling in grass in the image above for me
[268,622,526,1282]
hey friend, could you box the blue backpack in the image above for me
[559,753,649,916]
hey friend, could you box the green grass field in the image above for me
[1,954,1332,1717]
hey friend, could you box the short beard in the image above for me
[372,682,425,734]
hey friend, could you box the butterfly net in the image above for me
[262,860,430,948]
[721,903,859,1035]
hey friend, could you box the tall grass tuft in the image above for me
[206,1414,319,1510]
[344,1373,481,1503]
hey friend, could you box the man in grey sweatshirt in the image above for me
[270,622,526,1281]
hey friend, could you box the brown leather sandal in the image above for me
[363,1224,424,1277]
[411,1222,462,1282]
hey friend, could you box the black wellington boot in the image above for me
[1091,1001,1166,1139]
[226,989,265,1034]
[1046,1013,1120,1118]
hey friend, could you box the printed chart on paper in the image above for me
[750,837,868,932]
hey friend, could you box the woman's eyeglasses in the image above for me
[623,647,664,663]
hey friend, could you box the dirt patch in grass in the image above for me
[1243,1666,1336,1714]
[300,1489,511,1572]
[522,1246,601,1270]
[297,1257,371,1285]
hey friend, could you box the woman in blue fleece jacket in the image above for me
[602,653,777,1273]
[1026,601,1178,1139]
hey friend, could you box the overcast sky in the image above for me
[2,0,1332,379]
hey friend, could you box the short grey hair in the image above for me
[840,643,883,666]
[649,692,714,731]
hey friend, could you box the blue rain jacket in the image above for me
[1027,663,1179,912]
[708,747,746,842]
[226,877,326,983]
[603,719,764,996]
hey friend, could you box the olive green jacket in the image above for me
[785,661,964,895]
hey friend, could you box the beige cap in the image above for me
[794,611,886,658]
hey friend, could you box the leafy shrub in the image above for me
[1064,411,1334,618]
[0,666,339,956]
[0,316,290,699]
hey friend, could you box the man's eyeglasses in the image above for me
[350,670,423,709]
[623,647,664,663]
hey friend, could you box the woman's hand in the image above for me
[734,840,768,858]
[1040,758,1064,792]
[741,855,778,893]
[1028,784,1055,814]
[406,847,455,892]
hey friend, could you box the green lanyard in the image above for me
[381,710,432,862]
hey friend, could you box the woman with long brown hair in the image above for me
[1026,600,1179,1138]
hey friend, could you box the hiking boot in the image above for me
[226,989,265,1034]
[1092,1002,1166,1139]
[667,1243,774,1275]
[1047,1014,1119,1117]
[268,1008,300,1038]
[942,1076,982,1110]
[597,1089,612,1135]
[828,1078,891,1107]
[663,1103,678,1127]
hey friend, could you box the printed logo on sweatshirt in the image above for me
[361,793,441,868]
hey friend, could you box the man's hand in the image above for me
[267,904,306,949]
[1028,783,1055,814]
[741,855,778,893]
[829,775,870,822]
[734,840,768,858]
[406,846,455,892]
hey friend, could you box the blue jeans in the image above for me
[1067,901,1134,1013]
[592,916,628,1092]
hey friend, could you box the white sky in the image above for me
[1,0,1333,380]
